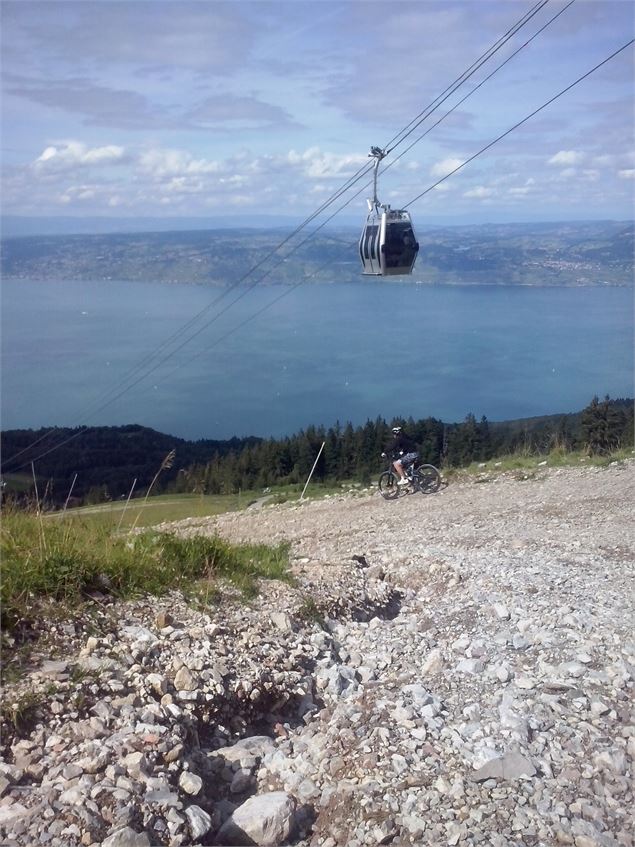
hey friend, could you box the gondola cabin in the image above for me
[359,205,419,276]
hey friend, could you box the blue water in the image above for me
[1,279,633,439]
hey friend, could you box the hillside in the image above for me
[1,460,633,846]
[2,220,633,286]
[2,398,632,506]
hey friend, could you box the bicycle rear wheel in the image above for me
[414,464,441,494]
[378,471,400,500]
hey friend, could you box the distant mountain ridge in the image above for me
[1,214,324,238]
[2,220,632,286]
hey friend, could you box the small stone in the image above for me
[422,648,444,675]
[472,752,536,781]
[156,611,173,628]
[164,744,184,764]
[493,604,511,620]
[497,665,512,683]
[123,752,148,779]
[178,771,203,795]
[559,661,586,678]
[456,658,484,674]
[146,673,168,696]
[0,803,28,825]
[270,612,293,632]
[101,826,151,847]
[40,660,68,677]
[230,769,253,794]
[174,666,198,691]
[185,805,213,840]
[217,791,296,845]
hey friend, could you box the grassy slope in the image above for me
[3,448,631,632]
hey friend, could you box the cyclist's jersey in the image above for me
[385,432,418,456]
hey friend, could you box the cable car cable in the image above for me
[403,37,634,209]
[1,3,586,471]
[165,35,635,392]
[4,0,555,470]
[77,0,562,394]
[379,0,577,183]
[35,32,633,452]
[2,158,377,470]
[383,0,551,154]
[2,2,594,471]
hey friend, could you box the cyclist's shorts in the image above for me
[398,452,419,468]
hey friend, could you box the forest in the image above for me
[1,397,632,508]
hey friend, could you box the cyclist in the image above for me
[382,425,419,486]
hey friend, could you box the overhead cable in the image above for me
[3,1,581,471]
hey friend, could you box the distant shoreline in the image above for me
[3,220,632,288]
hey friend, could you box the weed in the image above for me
[0,690,44,735]
[296,596,326,628]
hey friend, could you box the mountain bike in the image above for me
[378,458,442,500]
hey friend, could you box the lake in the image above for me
[1,279,633,440]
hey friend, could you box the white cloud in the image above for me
[430,158,464,179]
[139,148,222,178]
[618,169,635,180]
[162,177,205,194]
[593,154,615,168]
[286,147,367,179]
[548,150,585,167]
[34,141,125,170]
[464,186,493,199]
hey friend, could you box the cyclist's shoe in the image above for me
[397,477,409,486]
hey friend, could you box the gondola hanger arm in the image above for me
[368,146,387,210]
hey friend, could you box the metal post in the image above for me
[301,442,326,500]
[63,473,78,515]
[117,478,137,532]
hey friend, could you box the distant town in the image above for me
[2,219,632,287]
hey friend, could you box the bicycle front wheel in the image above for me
[378,471,400,500]
[414,464,441,494]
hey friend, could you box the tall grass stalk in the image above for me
[131,450,175,530]
[30,461,46,557]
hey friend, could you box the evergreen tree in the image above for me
[580,396,623,454]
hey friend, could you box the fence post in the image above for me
[301,441,326,500]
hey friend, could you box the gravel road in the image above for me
[1,460,633,847]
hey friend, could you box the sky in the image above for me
[1,0,634,226]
